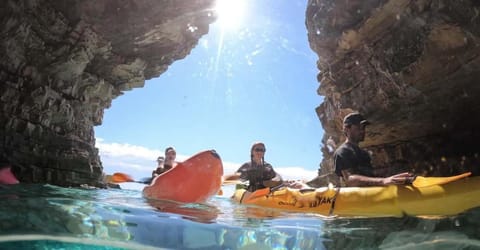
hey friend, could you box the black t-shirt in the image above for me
[236,161,278,192]
[334,142,374,177]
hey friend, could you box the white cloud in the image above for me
[96,138,317,182]
[96,138,189,179]
[96,138,161,160]
[276,167,317,181]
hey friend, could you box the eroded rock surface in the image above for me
[0,0,216,186]
[307,0,480,185]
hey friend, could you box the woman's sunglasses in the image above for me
[254,148,266,152]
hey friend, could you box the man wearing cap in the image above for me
[334,112,413,186]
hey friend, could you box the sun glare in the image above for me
[215,0,246,29]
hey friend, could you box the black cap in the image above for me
[343,113,370,126]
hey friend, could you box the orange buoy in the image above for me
[143,150,223,203]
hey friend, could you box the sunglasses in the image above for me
[254,148,266,152]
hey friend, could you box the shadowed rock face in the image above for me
[306,0,480,185]
[0,0,216,186]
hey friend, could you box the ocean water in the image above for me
[0,184,479,250]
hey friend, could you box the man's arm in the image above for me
[341,169,384,186]
[342,169,414,187]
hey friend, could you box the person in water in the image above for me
[225,142,283,192]
[151,156,165,178]
[334,112,414,186]
[0,158,19,184]
[163,146,178,171]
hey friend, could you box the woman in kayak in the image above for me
[151,156,165,178]
[149,147,178,183]
[163,146,178,172]
[224,142,283,192]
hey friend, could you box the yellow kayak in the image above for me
[233,175,480,217]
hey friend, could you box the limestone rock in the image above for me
[0,0,216,186]
[307,0,480,180]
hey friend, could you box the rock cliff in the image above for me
[2,0,479,187]
[0,0,216,186]
[306,0,480,185]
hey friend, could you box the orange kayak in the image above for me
[143,150,223,203]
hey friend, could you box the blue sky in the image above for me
[95,0,324,181]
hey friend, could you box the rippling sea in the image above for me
[0,183,479,250]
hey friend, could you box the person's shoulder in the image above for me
[263,162,273,167]
[237,162,251,170]
[334,142,351,151]
[260,162,275,171]
[241,162,251,167]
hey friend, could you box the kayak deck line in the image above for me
[328,186,341,216]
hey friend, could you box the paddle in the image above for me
[222,180,244,185]
[217,179,249,196]
[244,183,285,200]
[109,172,241,196]
[109,172,152,184]
[246,188,270,199]
[109,172,246,186]
[411,172,471,188]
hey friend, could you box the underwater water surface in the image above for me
[0,184,479,249]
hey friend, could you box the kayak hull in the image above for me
[143,150,223,203]
[233,176,480,217]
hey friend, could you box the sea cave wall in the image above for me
[2,0,480,187]
[0,0,216,187]
[306,0,480,185]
